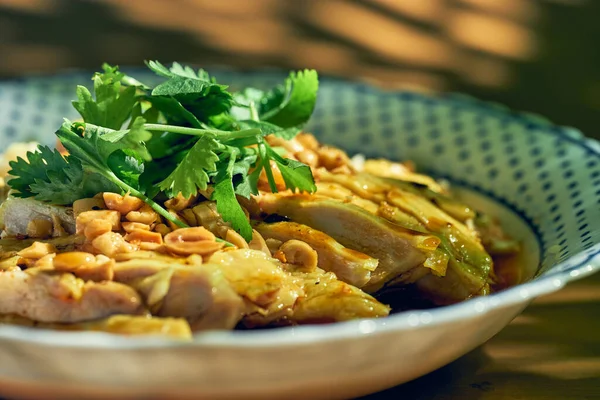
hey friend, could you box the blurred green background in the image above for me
[0,0,598,138]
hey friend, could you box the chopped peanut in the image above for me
[164,227,224,256]
[296,149,319,168]
[53,251,96,270]
[317,146,351,171]
[280,240,318,271]
[225,229,249,249]
[296,133,320,150]
[91,232,137,257]
[265,238,283,254]
[186,254,203,266]
[34,253,55,270]
[154,223,171,236]
[122,222,151,233]
[18,242,57,259]
[73,198,106,216]
[53,252,114,282]
[164,194,198,211]
[126,205,158,225]
[83,219,113,241]
[125,229,163,245]
[249,230,271,256]
[76,210,120,235]
[103,193,143,215]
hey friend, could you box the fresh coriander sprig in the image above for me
[7,61,320,243]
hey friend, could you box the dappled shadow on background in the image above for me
[0,0,599,137]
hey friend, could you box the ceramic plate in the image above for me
[0,69,598,400]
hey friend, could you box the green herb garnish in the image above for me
[7,61,319,242]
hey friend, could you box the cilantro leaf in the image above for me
[146,96,202,128]
[236,120,299,140]
[95,116,153,161]
[7,146,117,204]
[147,60,234,123]
[259,69,319,128]
[157,135,220,198]
[72,64,137,130]
[107,150,145,189]
[231,151,258,199]
[266,146,316,193]
[146,61,212,81]
[212,153,253,241]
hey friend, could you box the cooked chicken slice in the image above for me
[254,221,377,288]
[258,194,429,293]
[0,314,192,340]
[204,249,389,327]
[113,260,245,331]
[206,249,303,324]
[313,170,499,303]
[0,268,144,323]
[284,266,390,324]
[360,159,445,193]
[0,196,75,236]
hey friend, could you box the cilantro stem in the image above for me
[258,140,278,193]
[249,101,260,121]
[144,124,260,140]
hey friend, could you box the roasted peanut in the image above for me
[296,133,320,150]
[164,227,224,256]
[265,238,283,254]
[225,229,249,249]
[73,198,106,216]
[186,254,203,266]
[18,242,57,259]
[248,230,271,256]
[122,222,151,233]
[126,204,158,225]
[53,252,97,270]
[74,258,114,282]
[92,232,137,257]
[317,146,351,171]
[83,219,113,241]
[165,194,198,212]
[76,210,120,235]
[26,219,53,239]
[280,240,318,271]
[53,252,114,282]
[34,253,55,270]
[164,210,186,231]
[295,149,319,168]
[103,192,143,215]
[192,202,228,237]
[154,223,171,236]
[125,229,163,245]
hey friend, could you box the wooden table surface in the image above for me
[362,271,600,400]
